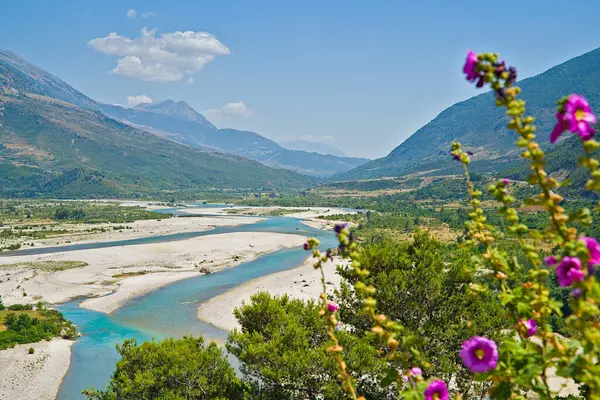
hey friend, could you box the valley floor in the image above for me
[0,204,354,400]
[0,231,305,311]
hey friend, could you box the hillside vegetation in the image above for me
[0,93,315,198]
[341,46,600,180]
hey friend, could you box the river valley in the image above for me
[0,205,341,400]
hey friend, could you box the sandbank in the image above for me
[197,256,342,331]
[0,338,73,400]
[27,215,264,250]
[0,232,305,310]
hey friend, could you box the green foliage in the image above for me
[84,337,242,400]
[504,135,600,199]
[0,200,171,247]
[226,292,393,400]
[335,231,508,394]
[0,305,77,350]
[6,304,33,311]
[0,199,168,223]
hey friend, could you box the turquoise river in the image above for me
[22,206,341,399]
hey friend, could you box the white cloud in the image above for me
[126,9,136,18]
[127,95,153,106]
[186,77,194,84]
[114,56,184,82]
[204,101,254,119]
[141,11,156,18]
[88,28,231,82]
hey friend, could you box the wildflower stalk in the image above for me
[488,59,600,396]
[453,144,555,398]
[580,139,600,206]
[463,51,600,398]
[489,178,558,400]
[305,237,362,400]
[306,223,412,397]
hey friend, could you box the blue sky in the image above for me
[2,1,600,158]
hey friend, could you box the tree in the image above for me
[84,336,242,400]
[0,295,4,310]
[335,231,508,396]
[226,292,393,400]
[3,313,17,331]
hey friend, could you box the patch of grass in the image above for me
[264,208,309,216]
[112,271,148,279]
[317,213,364,223]
[0,310,42,332]
[111,266,182,279]
[0,260,88,272]
[158,264,182,270]
[225,208,249,214]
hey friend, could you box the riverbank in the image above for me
[197,256,342,331]
[0,232,305,308]
[0,338,74,400]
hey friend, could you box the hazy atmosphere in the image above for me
[3,1,600,158]
[2,2,600,400]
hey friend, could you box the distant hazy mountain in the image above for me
[0,49,364,183]
[0,50,315,197]
[99,101,369,177]
[340,47,600,180]
[279,140,349,157]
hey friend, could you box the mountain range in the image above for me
[2,45,598,198]
[279,140,349,157]
[0,50,317,197]
[99,101,368,177]
[0,49,367,179]
[339,47,600,181]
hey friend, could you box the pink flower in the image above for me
[410,367,422,376]
[460,336,499,373]
[522,318,537,337]
[565,95,597,140]
[327,303,339,312]
[580,236,600,266]
[544,256,557,266]
[303,242,310,251]
[425,380,449,400]
[580,236,600,276]
[550,112,567,143]
[502,178,510,185]
[463,50,479,82]
[551,94,597,143]
[555,256,585,287]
